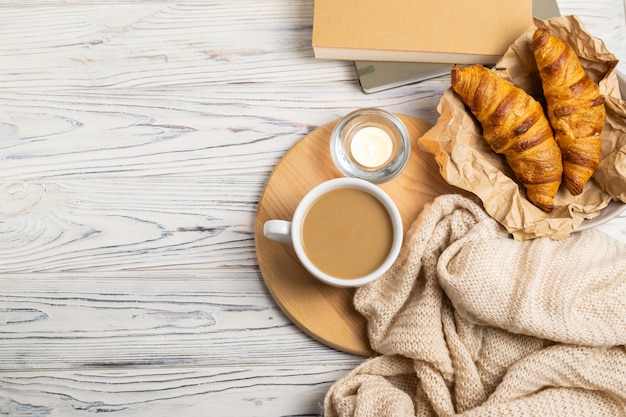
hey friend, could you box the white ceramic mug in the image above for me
[263,177,403,287]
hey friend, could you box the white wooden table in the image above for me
[1,1,625,416]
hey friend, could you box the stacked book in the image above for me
[312,0,559,93]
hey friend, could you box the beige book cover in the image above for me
[313,0,532,64]
[356,0,560,93]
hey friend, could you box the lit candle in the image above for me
[350,126,393,168]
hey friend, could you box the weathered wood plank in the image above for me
[0,1,353,91]
[0,270,360,370]
[0,84,448,181]
[0,365,353,416]
[0,178,265,272]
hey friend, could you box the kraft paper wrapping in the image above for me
[419,16,626,240]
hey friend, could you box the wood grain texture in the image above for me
[0,271,361,370]
[0,85,446,181]
[0,0,625,416]
[0,366,354,416]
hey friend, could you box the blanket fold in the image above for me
[324,195,626,417]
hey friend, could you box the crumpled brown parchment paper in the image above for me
[419,16,626,240]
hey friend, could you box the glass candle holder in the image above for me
[330,108,411,184]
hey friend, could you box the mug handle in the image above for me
[263,220,293,244]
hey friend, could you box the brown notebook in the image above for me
[355,0,560,93]
[313,0,532,64]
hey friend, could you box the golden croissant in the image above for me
[451,64,563,212]
[532,27,605,195]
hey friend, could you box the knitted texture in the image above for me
[324,194,626,416]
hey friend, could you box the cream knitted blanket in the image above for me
[324,195,626,416]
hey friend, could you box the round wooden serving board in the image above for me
[255,115,462,356]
